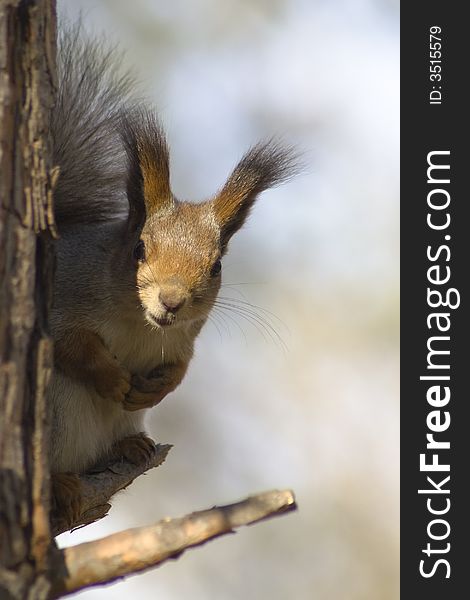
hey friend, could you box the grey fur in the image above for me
[51,25,136,227]
[49,27,153,473]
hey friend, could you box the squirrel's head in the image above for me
[121,111,299,331]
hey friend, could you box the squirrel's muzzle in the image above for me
[158,283,187,315]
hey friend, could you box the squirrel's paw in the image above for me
[51,472,83,531]
[112,433,157,465]
[94,360,131,403]
[121,372,172,411]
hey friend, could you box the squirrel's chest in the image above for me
[99,318,190,374]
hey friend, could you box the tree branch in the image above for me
[55,489,296,597]
[52,444,172,536]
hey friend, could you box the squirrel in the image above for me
[48,26,298,527]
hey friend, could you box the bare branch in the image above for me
[56,489,297,596]
[52,444,172,536]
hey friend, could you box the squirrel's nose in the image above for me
[159,290,186,314]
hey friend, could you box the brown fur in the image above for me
[55,329,131,403]
[139,140,172,213]
[124,363,189,411]
[136,201,221,328]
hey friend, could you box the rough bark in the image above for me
[0,0,58,598]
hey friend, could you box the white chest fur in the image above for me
[99,315,194,375]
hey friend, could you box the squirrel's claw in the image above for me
[112,433,158,465]
[122,387,167,411]
[130,373,167,393]
[121,370,179,411]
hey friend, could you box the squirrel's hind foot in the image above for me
[111,432,157,466]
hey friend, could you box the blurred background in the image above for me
[57,1,399,598]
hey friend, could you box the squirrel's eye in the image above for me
[210,259,222,277]
[133,240,146,262]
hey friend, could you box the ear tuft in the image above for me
[213,139,302,249]
[120,108,171,230]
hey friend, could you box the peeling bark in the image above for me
[51,444,172,537]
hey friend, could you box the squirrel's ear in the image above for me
[121,110,172,231]
[211,140,300,251]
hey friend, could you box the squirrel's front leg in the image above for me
[123,361,189,411]
[55,328,131,403]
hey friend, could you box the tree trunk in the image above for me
[0,1,59,598]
